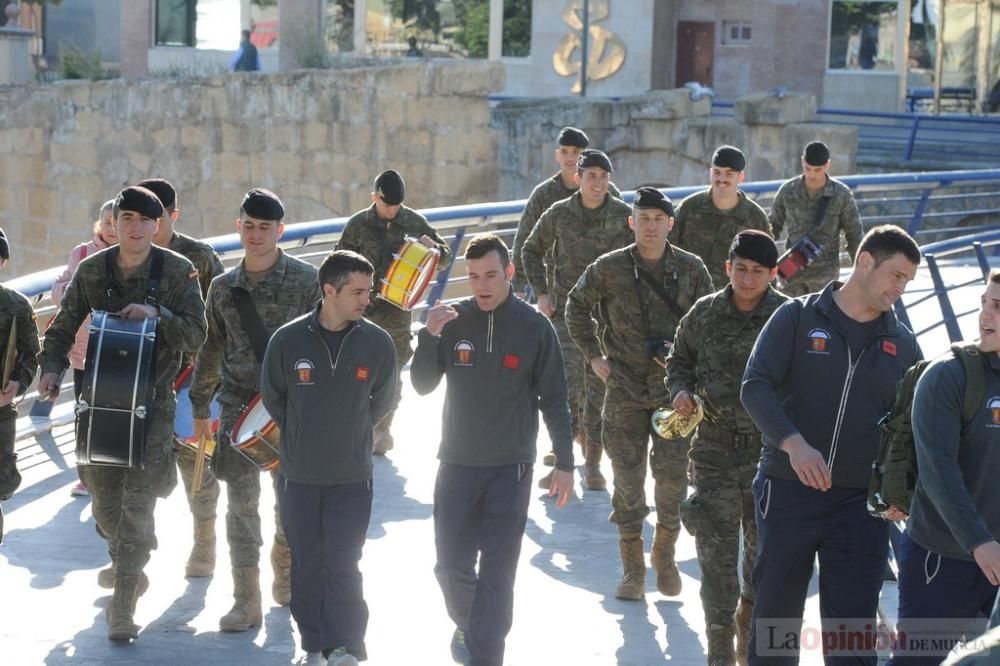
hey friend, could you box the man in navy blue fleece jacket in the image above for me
[740,225,922,665]
[889,273,1000,665]
[411,234,574,666]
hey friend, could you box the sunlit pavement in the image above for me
[3,266,984,666]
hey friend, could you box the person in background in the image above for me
[230,29,261,72]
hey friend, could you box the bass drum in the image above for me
[76,311,158,468]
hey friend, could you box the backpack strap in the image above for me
[103,245,165,308]
[229,286,270,364]
[951,343,988,426]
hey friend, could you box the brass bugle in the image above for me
[651,394,704,440]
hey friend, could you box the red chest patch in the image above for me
[503,354,521,370]
[355,366,370,381]
[882,340,897,357]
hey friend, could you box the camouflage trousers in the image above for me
[0,408,20,500]
[176,441,220,522]
[552,316,601,445]
[369,304,413,431]
[602,384,689,536]
[686,432,761,629]
[79,412,177,576]
[211,405,286,569]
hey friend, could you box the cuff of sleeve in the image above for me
[580,344,603,363]
[555,462,574,473]
[772,429,801,450]
[418,328,442,344]
[192,406,211,420]
[962,530,996,556]
[157,305,174,325]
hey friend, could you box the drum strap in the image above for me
[103,246,165,308]
[230,287,269,363]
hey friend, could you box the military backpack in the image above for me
[867,343,986,515]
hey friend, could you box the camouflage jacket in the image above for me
[769,175,863,278]
[669,189,771,287]
[521,192,633,314]
[511,175,621,292]
[566,243,713,401]
[190,250,320,418]
[0,285,39,400]
[337,204,453,327]
[38,246,208,408]
[665,284,788,433]
[167,231,226,299]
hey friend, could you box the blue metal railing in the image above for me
[711,101,1000,164]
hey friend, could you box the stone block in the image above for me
[13,127,44,156]
[270,151,304,184]
[430,61,505,96]
[734,91,816,126]
[302,121,329,150]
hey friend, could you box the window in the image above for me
[366,0,491,58]
[502,0,531,57]
[721,20,751,45]
[829,0,898,71]
[325,0,354,53]
[156,0,196,47]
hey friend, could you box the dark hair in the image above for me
[241,29,251,40]
[464,233,510,268]
[856,225,921,267]
[318,250,374,293]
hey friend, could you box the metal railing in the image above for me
[712,101,1000,165]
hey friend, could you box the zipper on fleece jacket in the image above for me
[487,311,494,353]
[826,347,863,474]
[309,322,358,376]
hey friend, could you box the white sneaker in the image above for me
[70,482,89,497]
[326,647,359,666]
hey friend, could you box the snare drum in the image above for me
[172,363,220,458]
[230,394,280,471]
[379,238,440,311]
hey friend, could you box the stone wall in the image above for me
[493,90,858,200]
[0,61,504,276]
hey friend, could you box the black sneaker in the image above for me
[450,628,470,664]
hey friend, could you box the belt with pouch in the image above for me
[697,420,761,450]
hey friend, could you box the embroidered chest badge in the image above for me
[989,397,1000,426]
[295,359,315,385]
[503,354,521,370]
[453,340,475,367]
[355,366,370,381]
[807,328,831,354]
[882,340,897,356]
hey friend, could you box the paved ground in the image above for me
[3,267,984,666]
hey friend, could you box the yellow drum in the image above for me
[379,238,440,311]
[230,394,280,472]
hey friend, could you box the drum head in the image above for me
[235,398,273,445]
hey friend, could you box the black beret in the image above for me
[136,178,177,211]
[712,145,746,172]
[729,229,778,269]
[577,149,613,173]
[558,126,590,148]
[116,186,164,221]
[633,187,675,217]
[374,169,405,206]
[241,188,285,221]
[0,227,8,261]
[803,141,831,167]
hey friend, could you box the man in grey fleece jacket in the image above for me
[411,234,574,666]
[261,250,396,666]
[890,273,1000,665]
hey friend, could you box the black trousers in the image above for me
[280,477,373,660]
[748,474,888,666]
[434,462,533,666]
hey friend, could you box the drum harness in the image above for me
[229,286,270,415]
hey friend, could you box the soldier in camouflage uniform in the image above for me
[769,141,863,297]
[337,169,452,455]
[190,189,321,633]
[566,187,714,601]
[138,178,227,580]
[522,149,633,492]
[510,126,622,297]
[665,230,788,666]
[38,186,208,641]
[670,145,771,287]
[0,227,40,508]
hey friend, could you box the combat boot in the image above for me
[536,468,554,490]
[707,624,736,666]
[219,566,263,632]
[185,518,216,578]
[107,575,144,641]
[615,535,646,600]
[271,538,292,606]
[373,418,394,455]
[97,563,116,589]
[651,522,682,596]
[734,596,753,666]
[583,441,606,490]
